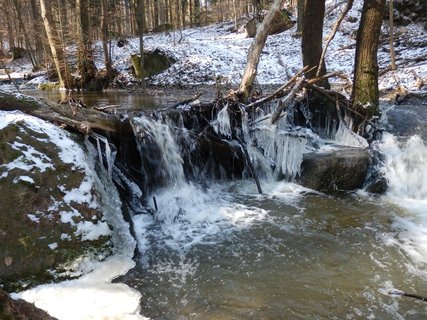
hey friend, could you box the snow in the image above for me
[1,111,144,320]
[2,0,425,95]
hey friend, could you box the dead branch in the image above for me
[236,135,263,194]
[172,92,203,108]
[317,0,354,77]
[245,66,309,112]
[271,77,305,124]
[0,90,132,135]
[1,62,21,93]
[379,53,427,76]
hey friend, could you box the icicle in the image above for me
[334,114,369,148]
[88,132,116,178]
[214,104,232,138]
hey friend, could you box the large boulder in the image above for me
[298,147,370,193]
[0,111,116,291]
[131,49,176,79]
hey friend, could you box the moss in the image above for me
[37,82,61,91]
[0,120,113,290]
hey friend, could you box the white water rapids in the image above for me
[7,106,427,319]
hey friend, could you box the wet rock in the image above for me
[299,147,370,193]
[365,175,388,194]
[0,112,114,291]
[0,290,57,320]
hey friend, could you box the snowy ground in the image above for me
[1,0,426,97]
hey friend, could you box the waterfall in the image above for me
[377,132,427,274]
[131,115,189,189]
[379,133,427,204]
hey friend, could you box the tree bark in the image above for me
[39,0,73,89]
[29,0,45,65]
[101,0,114,80]
[296,0,304,34]
[77,0,98,89]
[11,0,37,68]
[351,0,385,117]
[136,0,146,88]
[388,0,396,70]
[238,0,286,102]
[301,0,329,88]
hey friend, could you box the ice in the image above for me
[213,104,232,138]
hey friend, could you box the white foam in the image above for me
[134,182,270,255]
[380,133,427,202]
[378,133,427,276]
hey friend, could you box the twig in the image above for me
[236,135,263,194]
[379,53,427,76]
[245,66,310,112]
[1,61,21,93]
[271,77,304,124]
[386,289,427,303]
[317,0,354,77]
[170,92,203,109]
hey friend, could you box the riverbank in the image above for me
[1,0,426,100]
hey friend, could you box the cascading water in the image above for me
[375,131,427,277]
[122,104,427,319]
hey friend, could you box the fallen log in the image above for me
[0,90,132,135]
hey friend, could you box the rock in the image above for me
[0,290,58,320]
[365,175,388,194]
[299,147,370,193]
[131,49,176,79]
[0,111,115,291]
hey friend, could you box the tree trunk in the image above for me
[194,0,200,26]
[238,0,286,102]
[388,0,396,70]
[188,0,193,26]
[3,2,16,50]
[301,0,329,88]
[12,0,37,68]
[77,0,98,90]
[39,0,73,89]
[296,0,304,34]
[351,0,385,117]
[136,0,146,87]
[29,0,45,65]
[101,0,114,80]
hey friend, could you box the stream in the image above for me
[7,89,427,319]
[121,101,427,319]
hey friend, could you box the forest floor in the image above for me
[1,0,426,102]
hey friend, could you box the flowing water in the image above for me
[6,88,427,319]
[116,103,427,319]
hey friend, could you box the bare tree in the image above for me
[388,0,397,70]
[239,0,286,101]
[39,0,73,89]
[301,0,329,88]
[351,0,386,118]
